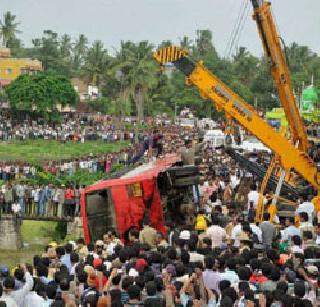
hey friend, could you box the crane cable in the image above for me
[224,0,246,58]
[224,0,250,59]
[228,1,250,58]
[233,5,251,53]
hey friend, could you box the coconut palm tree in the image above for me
[111,40,158,121]
[0,12,21,47]
[73,34,88,71]
[179,36,193,52]
[60,34,72,59]
[81,40,108,86]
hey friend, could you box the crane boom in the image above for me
[153,47,319,190]
[251,0,309,152]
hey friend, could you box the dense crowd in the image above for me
[0,113,319,306]
[0,209,318,306]
[0,114,142,143]
[0,124,182,219]
[0,128,319,307]
[0,115,181,183]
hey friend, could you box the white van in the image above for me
[204,129,228,148]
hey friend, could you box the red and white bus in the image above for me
[80,155,179,244]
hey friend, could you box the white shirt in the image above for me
[250,223,262,242]
[205,203,213,215]
[23,291,45,307]
[231,224,242,247]
[281,225,301,241]
[291,245,304,254]
[230,175,240,190]
[207,225,226,248]
[247,190,260,210]
[219,270,240,285]
[32,189,40,202]
[189,252,205,264]
[0,294,18,307]
[12,203,21,213]
[296,202,314,223]
[219,181,225,190]
[179,230,190,241]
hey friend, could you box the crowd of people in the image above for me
[0,123,181,218]
[0,127,318,306]
[0,113,319,306]
[0,113,143,143]
[0,182,81,218]
[0,208,318,306]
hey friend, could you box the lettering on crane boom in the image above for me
[233,101,253,121]
[212,85,231,102]
[212,85,252,121]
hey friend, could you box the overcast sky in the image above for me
[2,0,319,57]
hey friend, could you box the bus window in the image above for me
[85,189,117,243]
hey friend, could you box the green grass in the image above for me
[21,220,59,244]
[0,221,60,269]
[0,139,129,164]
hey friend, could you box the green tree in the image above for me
[179,36,193,53]
[6,72,78,120]
[33,30,60,70]
[110,40,158,121]
[195,29,218,58]
[72,34,88,72]
[0,11,21,47]
[60,34,72,59]
[81,40,108,86]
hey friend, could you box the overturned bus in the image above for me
[80,154,199,244]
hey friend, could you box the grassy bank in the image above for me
[0,220,61,269]
[0,139,129,164]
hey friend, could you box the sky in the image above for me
[2,0,319,57]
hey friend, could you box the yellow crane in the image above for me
[153,46,319,206]
[251,0,309,153]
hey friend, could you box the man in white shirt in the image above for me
[12,203,21,215]
[247,184,259,211]
[230,172,240,190]
[219,258,240,285]
[231,221,242,247]
[281,217,301,241]
[296,195,314,224]
[298,212,314,237]
[248,215,262,242]
[1,264,33,306]
[188,240,204,265]
[206,214,226,248]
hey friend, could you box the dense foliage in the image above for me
[6,72,78,119]
[1,12,320,119]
